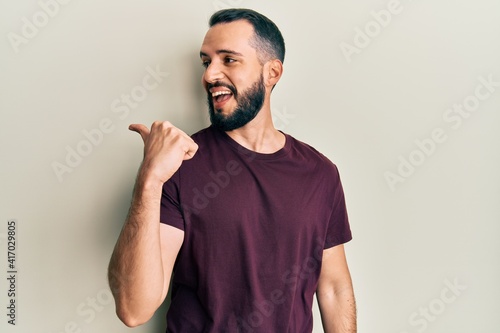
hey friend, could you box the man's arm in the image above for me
[317,244,357,333]
[107,121,198,327]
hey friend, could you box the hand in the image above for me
[129,121,198,184]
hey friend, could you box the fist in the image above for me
[129,121,198,184]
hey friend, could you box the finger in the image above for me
[183,142,199,160]
[128,124,150,144]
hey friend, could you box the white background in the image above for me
[1,0,499,332]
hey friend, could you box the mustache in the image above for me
[207,82,237,97]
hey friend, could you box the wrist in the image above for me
[135,166,167,195]
[137,173,165,193]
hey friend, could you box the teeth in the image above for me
[211,91,232,97]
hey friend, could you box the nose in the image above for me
[203,61,224,84]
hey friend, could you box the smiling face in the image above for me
[200,20,268,131]
[207,72,266,132]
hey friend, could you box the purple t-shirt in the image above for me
[160,126,352,333]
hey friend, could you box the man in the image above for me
[108,8,356,333]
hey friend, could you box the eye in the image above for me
[224,57,236,64]
[201,60,210,68]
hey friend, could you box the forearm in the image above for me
[108,121,196,326]
[317,284,357,333]
[108,171,166,326]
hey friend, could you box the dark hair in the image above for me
[209,8,285,64]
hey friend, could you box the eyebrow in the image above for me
[199,49,244,58]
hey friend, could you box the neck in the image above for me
[225,100,285,154]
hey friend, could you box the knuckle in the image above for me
[151,121,162,130]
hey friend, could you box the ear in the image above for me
[264,59,283,88]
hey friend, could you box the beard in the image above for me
[207,73,265,132]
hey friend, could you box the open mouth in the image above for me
[210,88,234,109]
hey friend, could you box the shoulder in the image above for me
[286,133,340,174]
[189,126,232,152]
[190,126,216,144]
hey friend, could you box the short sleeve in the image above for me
[324,166,352,249]
[160,170,185,231]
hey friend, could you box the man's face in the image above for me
[200,20,266,131]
